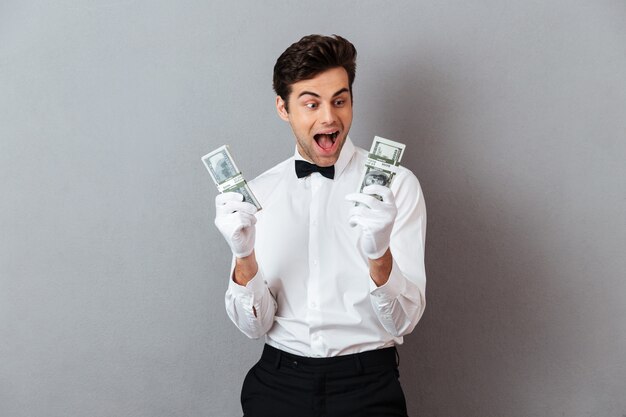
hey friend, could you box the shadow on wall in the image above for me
[377,59,582,417]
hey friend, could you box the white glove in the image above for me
[345,185,397,259]
[214,192,257,258]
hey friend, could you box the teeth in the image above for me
[315,131,339,141]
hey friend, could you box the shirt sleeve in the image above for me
[369,170,427,337]
[224,260,277,339]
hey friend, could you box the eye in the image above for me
[306,102,318,109]
[334,99,346,107]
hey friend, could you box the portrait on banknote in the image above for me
[207,153,232,184]
[364,170,390,187]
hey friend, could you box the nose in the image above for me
[320,103,337,124]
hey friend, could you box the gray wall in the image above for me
[1,1,625,416]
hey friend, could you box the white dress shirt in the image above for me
[225,137,426,357]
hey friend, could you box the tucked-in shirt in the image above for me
[225,137,426,357]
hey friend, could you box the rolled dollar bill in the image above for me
[201,145,262,210]
[356,136,406,201]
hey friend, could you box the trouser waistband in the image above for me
[260,344,399,373]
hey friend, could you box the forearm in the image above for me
[226,257,277,339]
[369,263,425,337]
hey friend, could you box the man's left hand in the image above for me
[345,185,397,259]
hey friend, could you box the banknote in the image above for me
[356,136,406,201]
[201,145,262,210]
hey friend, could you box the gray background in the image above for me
[1,1,625,416]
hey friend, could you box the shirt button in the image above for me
[310,302,317,309]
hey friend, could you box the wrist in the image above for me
[368,248,393,287]
[233,251,258,286]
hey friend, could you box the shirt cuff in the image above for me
[227,266,266,299]
[369,258,406,300]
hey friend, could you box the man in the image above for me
[214,34,426,417]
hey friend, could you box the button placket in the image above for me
[308,175,323,353]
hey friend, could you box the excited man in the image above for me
[214,34,427,417]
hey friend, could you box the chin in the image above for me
[314,148,342,166]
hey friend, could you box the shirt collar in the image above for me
[293,136,356,180]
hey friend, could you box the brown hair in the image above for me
[273,34,357,111]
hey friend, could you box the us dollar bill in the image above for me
[201,145,262,210]
[356,136,406,201]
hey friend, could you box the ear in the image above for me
[276,96,289,121]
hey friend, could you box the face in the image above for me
[276,67,353,167]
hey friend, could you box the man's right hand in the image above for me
[214,192,257,258]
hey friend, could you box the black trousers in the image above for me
[241,344,408,417]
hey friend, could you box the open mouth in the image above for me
[313,131,339,151]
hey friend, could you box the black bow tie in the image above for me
[295,160,335,179]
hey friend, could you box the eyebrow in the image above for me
[298,87,350,99]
